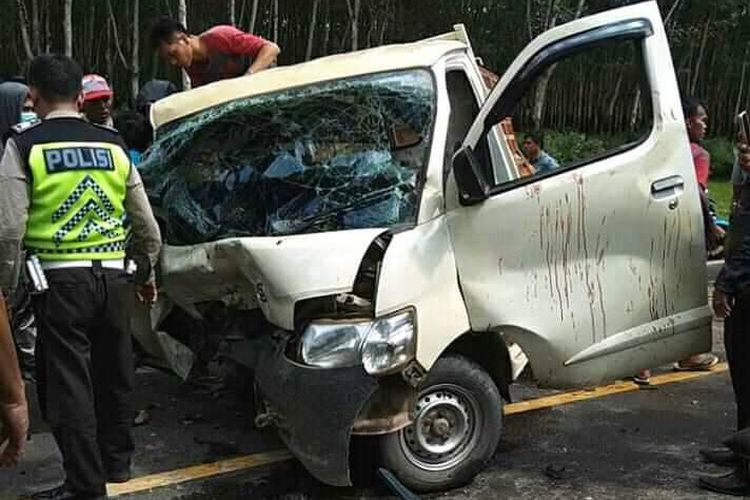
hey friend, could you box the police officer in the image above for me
[0,55,161,499]
[699,145,750,496]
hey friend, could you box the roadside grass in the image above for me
[709,178,732,220]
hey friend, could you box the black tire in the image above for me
[376,354,503,492]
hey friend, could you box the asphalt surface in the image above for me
[0,269,737,499]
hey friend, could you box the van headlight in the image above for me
[300,310,416,375]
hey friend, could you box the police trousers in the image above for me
[726,286,750,432]
[34,265,135,495]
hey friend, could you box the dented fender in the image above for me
[158,228,388,330]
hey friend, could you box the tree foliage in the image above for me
[1,0,750,135]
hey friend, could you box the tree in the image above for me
[15,0,34,62]
[63,0,72,57]
[178,0,190,90]
[530,0,586,130]
[249,0,259,32]
[272,0,279,43]
[305,0,319,61]
[30,0,40,54]
[346,0,361,51]
[0,0,748,138]
[131,0,140,102]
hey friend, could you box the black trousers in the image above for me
[34,266,135,495]
[725,286,750,432]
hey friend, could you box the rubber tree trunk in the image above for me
[105,20,113,89]
[43,0,50,51]
[131,0,140,104]
[322,0,331,54]
[16,0,35,61]
[690,15,712,97]
[30,0,41,54]
[63,0,72,57]
[305,0,319,61]
[249,0,259,32]
[530,0,585,130]
[178,0,190,90]
[347,0,361,51]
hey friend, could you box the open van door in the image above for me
[446,1,712,387]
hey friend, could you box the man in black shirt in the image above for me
[700,143,750,496]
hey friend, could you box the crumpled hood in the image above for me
[159,228,386,330]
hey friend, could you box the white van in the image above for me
[141,1,711,492]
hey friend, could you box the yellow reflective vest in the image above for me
[10,117,131,261]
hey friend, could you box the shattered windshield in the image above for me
[142,70,436,245]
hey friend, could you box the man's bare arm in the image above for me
[247,42,280,74]
[0,295,28,466]
[124,167,162,303]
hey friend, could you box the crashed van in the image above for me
[139,1,711,492]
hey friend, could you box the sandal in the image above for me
[632,369,651,385]
[674,353,719,371]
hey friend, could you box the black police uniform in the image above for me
[8,116,137,499]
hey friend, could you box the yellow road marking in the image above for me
[504,362,728,415]
[107,450,293,497]
[107,363,728,496]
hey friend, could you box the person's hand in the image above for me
[711,223,726,241]
[0,399,28,466]
[739,143,750,174]
[707,223,726,250]
[713,288,733,319]
[137,282,158,306]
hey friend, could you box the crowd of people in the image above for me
[0,17,278,500]
[0,12,749,500]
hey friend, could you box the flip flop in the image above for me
[673,354,719,372]
[631,371,651,385]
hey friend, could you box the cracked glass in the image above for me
[141,70,436,245]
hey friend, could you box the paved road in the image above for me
[1,276,735,499]
[7,365,730,499]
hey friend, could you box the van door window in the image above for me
[487,38,654,189]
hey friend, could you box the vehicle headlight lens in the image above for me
[361,311,416,375]
[300,310,416,375]
[300,321,369,369]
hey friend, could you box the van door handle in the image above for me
[651,175,684,201]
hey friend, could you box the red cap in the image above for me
[81,74,113,102]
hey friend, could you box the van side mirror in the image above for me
[452,146,490,206]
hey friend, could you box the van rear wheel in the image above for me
[377,354,503,492]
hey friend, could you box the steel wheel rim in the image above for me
[399,383,481,472]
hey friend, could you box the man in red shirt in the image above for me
[676,98,721,371]
[150,18,280,88]
[687,99,712,191]
[685,98,725,252]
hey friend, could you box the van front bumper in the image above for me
[254,334,378,487]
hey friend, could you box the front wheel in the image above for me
[376,354,503,492]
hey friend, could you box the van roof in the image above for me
[151,39,466,128]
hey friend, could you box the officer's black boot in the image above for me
[699,428,750,496]
[31,484,107,500]
[700,447,741,466]
[699,460,750,496]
